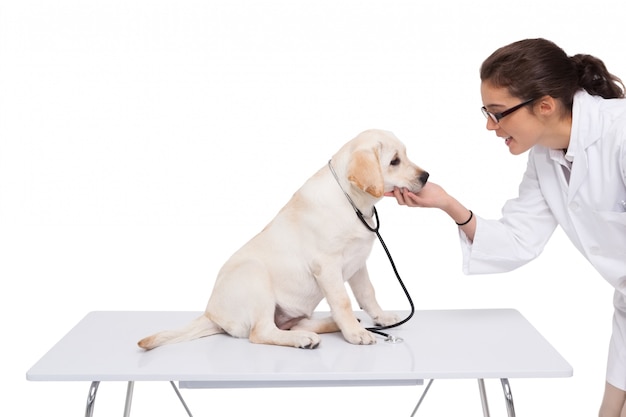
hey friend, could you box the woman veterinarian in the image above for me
[387,38,626,416]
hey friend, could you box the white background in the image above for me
[2,1,624,416]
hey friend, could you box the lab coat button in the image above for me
[589,246,601,256]
[569,202,579,211]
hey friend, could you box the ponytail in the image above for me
[570,54,625,99]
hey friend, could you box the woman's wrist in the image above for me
[454,210,473,226]
[441,198,472,225]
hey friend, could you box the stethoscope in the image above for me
[328,160,415,343]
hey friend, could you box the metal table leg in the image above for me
[85,381,100,417]
[170,381,194,417]
[410,379,434,416]
[501,378,516,417]
[123,381,135,417]
[478,379,491,417]
[84,380,193,417]
[410,379,516,417]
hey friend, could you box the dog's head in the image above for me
[341,129,428,199]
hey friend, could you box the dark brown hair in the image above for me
[480,38,624,115]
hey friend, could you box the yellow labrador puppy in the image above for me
[138,129,428,350]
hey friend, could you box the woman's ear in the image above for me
[347,148,384,198]
[537,95,558,117]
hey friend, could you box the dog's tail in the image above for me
[137,314,223,350]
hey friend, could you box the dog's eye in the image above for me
[390,157,401,166]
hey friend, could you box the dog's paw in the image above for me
[294,332,321,349]
[373,312,401,327]
[343,327,377,345]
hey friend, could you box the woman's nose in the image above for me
[485,118,499,131]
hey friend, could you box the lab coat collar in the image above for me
[566,90,600,201]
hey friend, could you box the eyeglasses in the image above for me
[481,97,536,124]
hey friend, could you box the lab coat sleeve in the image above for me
[459,154,559,274]
[621,130,626,188]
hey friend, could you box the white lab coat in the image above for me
[460,90,626,295]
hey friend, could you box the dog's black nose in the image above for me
[420,171,430,184]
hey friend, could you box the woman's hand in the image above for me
[385,181,476,241]
[384,182,451,209]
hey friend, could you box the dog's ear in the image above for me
[347,148,384,198]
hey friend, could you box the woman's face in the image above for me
[480,81,543,155]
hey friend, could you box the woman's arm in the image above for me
[386,182,477,241]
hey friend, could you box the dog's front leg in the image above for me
[314,265,377,345]
[349,266,400,327]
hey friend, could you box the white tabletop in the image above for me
[26,309,572,388]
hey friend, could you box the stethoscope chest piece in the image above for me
[384,335,403,344]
